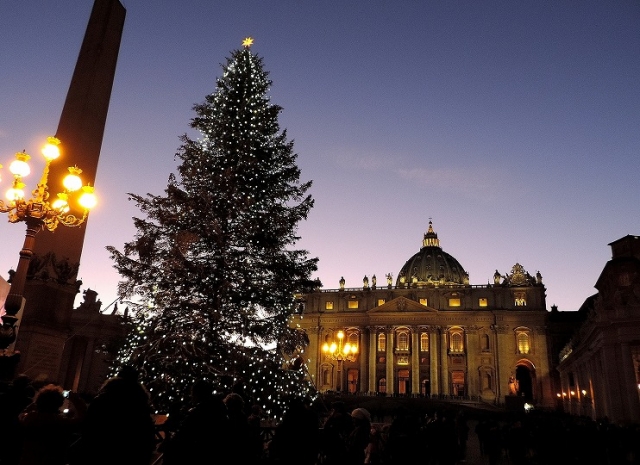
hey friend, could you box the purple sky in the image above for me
[1,1,638,312]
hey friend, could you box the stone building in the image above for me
[292,221,559,409]
[557,234,640,423]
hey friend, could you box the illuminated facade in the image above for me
[557,235,640,423]
[292,222,557,408]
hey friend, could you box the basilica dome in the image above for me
[396,221,469,287]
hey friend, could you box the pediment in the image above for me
[368,296,437,313]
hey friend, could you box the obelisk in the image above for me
[14,0,126,381]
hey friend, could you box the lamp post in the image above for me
[322,330,357,392]
[0,137,96,371]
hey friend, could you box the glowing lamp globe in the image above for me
[343,343,352,355]
[63,167,83,192]
[41,138,61,161]
[6,187,24,202]
[51,193,69,212]
[9,157,30,178]
[78,186,97,210]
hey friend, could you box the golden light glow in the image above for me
[9,152,30,177]
[323,330,358,358]
[63,166,83,192]
[6,186,24,202]
[41,137,61,161]
[0,137,97,230]
[242,37,254,48]
[51,193,69,212]
[78,185,97,210]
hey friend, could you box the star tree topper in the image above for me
[242,37,254,48]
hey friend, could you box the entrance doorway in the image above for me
[515,364,534,400]
[452,370,465,396]
[397,369,409,395]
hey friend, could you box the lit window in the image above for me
[449,298,461,307]
[348,300,359,309]
[450,331,464,352]
[397,331,409,351]
[325,301,334,310]
[419,298,428,306]
[378,333,386,352]
[420,333,429,352]
[479,298,488,307]
[378,378,386,393]
[517,331,530,354]
[377,299,386,306]
[514,292,526,306]
[348,332,359,348]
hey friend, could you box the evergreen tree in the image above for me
[106,38,319,417]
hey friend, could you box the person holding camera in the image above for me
[18,383,86,465]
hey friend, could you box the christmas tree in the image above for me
[106,38,319,418]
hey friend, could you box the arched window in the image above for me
[378,333,386,352]
[397,330,409,351]
[420,332,429,352]
[517,331,530,354]
[421,378,431,396]
[348,332,359,348]
[378,378,386,393]
[450,330,464,353]
[514,291,527,306]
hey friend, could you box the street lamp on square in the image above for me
[322,330,358,392]
[0,137,97,373]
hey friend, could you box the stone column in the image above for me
[386,327,394,395]
[368,328,377,393]
[430,326,439,395]
[411,329,420,394]
[465,326,479,397]
[358,328,367,394]
[16,0,127,382]
[440,329,449,395]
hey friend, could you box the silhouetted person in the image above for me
[386,406,421,464]
[268,397,320,465]
[365,425,383,465]
[321,401,353,465]
[161,379,230,465]
[18,383,86,465]
[73,371,156,465]
[0,374,35,465]
[455,410,470,462]
[505,419,529,465]
[346,408,372,465]
[247,403,266,462]
[485,419,504,465]
[224,392,255,462]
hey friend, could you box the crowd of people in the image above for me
[2,371,640,465]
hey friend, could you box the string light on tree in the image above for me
[107,37,319,419]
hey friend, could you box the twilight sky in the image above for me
[0,1,638,312]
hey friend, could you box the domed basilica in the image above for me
[292,221,556,408]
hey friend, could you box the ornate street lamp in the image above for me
[322,330,358,392]
[0,137,97,364]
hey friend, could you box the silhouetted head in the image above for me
[34,384,64,414]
